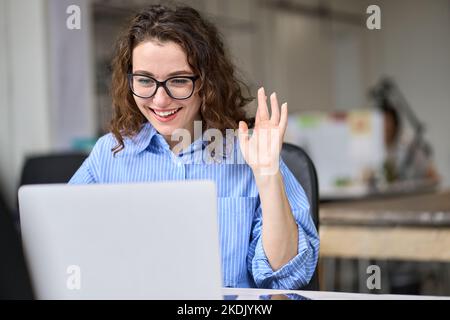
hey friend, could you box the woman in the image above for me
[70,4,319,289]
[381,99,439,183]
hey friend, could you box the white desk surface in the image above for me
[223,287,450,300]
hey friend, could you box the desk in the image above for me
[320,179,439,202]
[222,288,449,300]
[319,190,450,261]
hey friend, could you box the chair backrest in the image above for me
[20,153,88,186]
[281,142,320,291]
[17,152,89,222]
[9,153,88,298]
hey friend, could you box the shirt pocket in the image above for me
[217,197,258,286]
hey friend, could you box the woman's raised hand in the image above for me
[238,87,288,176]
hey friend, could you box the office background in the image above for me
[1,0,450,295]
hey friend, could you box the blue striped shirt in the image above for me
[69,122,319,289]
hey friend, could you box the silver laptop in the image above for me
[18,181,222,300]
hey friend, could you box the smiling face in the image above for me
[131,40,202,144]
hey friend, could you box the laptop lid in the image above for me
[18,181,222,299]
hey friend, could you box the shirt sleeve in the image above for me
[68,137,106,184]
[247,159,320,289]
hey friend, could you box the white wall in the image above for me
[48,0,96,149]
[0,0,96,207]
[368,0,450,187]
[0,0,52,207]
[0,0,11,203]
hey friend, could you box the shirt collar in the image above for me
[128,122,208,155]
[127,122,157,154]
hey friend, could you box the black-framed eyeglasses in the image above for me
[128,74,199,100]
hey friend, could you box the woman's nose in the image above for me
[152,86,172,107]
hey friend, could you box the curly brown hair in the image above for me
[110,4,253,154]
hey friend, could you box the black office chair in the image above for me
[15,152,88,226]
[0,190,34,299]
[281,142,320,291]
[16,149,320,291]
[8,152,88,299]
[19,153,88,186]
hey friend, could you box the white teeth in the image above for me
[154,109,179,117]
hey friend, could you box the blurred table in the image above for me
[319,189,450,261]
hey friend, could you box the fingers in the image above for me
[257,87,282,125]
[238,121,251,160]
[238,121,249,149]
[257,87,270,121]
[279,102,288,138]
[270,92,280,124]
[255,104,260,126]
[239,120,249,135]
